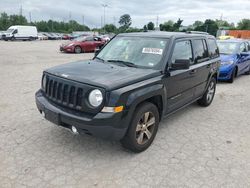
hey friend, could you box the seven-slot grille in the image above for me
[44,75,85,111]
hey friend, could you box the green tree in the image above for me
[194,19,218,36]
[192,21,203,28]
[237,19,250,30]
[0,12,10,30]
[119,14,132,32]
[9,14,28,26]
[172,18,183,31]
[160,20,174,31]
[147,22,155,30]
[103,24,117,33]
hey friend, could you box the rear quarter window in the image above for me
[192,39,209,64]
[207,39,219,58]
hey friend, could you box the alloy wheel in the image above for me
[135,112,155,145]
[206,81,215,103]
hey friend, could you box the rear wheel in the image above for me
[74,46,82,54]
[121,102,159,153]
[198,77,216,107]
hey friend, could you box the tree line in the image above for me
[0,12,249,36]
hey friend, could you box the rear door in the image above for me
[238,42,250,74]
[165,39,197,113]
[191,38,218,98]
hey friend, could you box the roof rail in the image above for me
[186,31,209,35]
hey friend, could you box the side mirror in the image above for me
[94,49,101,56]
[171,59,190,70]
[240,52,249,57]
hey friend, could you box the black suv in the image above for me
[36,32,220,152]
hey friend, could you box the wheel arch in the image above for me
[125,84,166,122]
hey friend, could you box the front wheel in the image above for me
[228,68,236,83]
[198,77,216,107]
[74,46,82,54]
[121,102,159,153]
[245,65,250,75]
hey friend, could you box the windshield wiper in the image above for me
[95,57,105,62]
[107,59,137,67]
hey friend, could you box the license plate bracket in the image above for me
[44,109,60,125]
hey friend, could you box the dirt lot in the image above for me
[0,40,250,188]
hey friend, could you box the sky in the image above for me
[0,0,250,28]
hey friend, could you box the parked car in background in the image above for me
[217,39,250,83]
[38,33,48,40]
[2,25,38,41]
[37,32,220,152]
[42,32,57,40]
[62,34,73,40]
[99,34,111,42]
[50,33,62,40]
[60,36,105,53]
[0,31,4,40]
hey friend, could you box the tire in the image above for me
[121,102,159,153]
[197,77,216,107]
[228,68,236,83]
[10,36,15,41]
[245,65,250,75]
[74,46,82,54]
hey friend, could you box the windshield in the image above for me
[74,37,86,42]
[217,41,239,54]
[96,36,168,69]
[6,29,14,33]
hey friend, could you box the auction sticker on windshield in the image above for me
[142,48,163,55]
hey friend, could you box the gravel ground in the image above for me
[0,40,250,188]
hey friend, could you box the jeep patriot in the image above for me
[35,31,220,152]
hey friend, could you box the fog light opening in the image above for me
[71,126,79,135]
[41,111,45,118]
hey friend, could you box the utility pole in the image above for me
[19,5,23,16]
[29,12,32,23]
[69,11,72,22]
[82,15,85,26]
[156,15,159,30]
[101,4,108,32]
[113,16,116,27]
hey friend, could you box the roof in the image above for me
[217,38,247,43]
[118,31,214,39]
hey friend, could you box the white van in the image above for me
[2,25,38,41]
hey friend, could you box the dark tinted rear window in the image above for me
[192,39,209,64]
[208,39,219,58]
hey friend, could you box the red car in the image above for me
[60,36,106,53]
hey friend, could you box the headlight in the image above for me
[67,43,74,47]
[42,75,46,89]
[88,89,103,107]
[221,60,234,66]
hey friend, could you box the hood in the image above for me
[45,60,161,91]
[62,40,81,46]
[220,54,237,62]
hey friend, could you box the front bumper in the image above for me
[218,65,234,80]
[35,90,128,140]
[60,46,74,53]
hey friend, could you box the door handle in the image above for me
[190,69,197,75]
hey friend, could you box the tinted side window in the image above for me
[247,42,250,51]
[86,36,94,41]
[171,40,193,64]
[193,39,209,64]
[239,43,247,52]
[208,39,219,58]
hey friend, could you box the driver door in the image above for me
[164,39,197,113]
